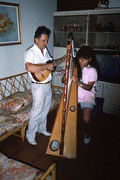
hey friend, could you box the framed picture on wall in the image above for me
[0,2,22,46]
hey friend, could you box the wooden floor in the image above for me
[0,109,119,180]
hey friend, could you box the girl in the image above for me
[71,45,98,144]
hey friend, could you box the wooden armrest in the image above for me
[36,163,56,180]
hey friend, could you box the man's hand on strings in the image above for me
[53,54,67,67]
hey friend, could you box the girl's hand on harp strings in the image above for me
[71,76,79,84]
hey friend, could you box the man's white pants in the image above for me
[26,82,52,140]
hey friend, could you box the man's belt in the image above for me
[31,80,51,84]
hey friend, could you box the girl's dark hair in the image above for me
[34,26,51,39]
[76,45,93,60]
[75,45,99,79]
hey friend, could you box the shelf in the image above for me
[55,31,120,33]
[53,8,120,52]
[53,8,120,16]
[54,31,86,33]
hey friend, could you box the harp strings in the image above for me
[65,39,74,121]
[60,38,75,155]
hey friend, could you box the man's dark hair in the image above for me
[34,26,51,39]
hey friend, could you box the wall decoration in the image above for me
[0,2,22,46]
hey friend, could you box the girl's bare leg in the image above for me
[82,107,92,138]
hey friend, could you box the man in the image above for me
[24,26,66,145]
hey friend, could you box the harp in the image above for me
[46,33,78,159]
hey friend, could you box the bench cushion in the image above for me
[0,91,32,114]
[0,152,41,180]
[0,94,62,138]
[9,94,62,121]
[0,114,22,137]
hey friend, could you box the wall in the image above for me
[108,0,120,8]
[0,0,57,78]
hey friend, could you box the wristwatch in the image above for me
[80,81,83,87]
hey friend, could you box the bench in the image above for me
[0,72,63,142]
